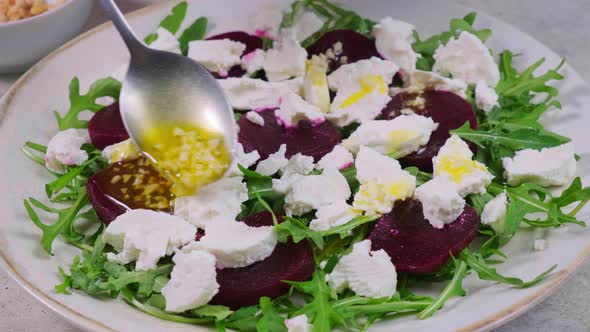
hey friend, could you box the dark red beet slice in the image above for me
[238,109,341,162]
[307,29,381,73]
[212,211,315,308]
[87,157,174,224]
[369,199,479,274]
[206,31,263,78]
[382,90,477,171]
[88,103,129,150]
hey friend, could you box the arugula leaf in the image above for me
[257,297,287,332]
[144,33,158,45]
[160,2,188,34]
[496,51,564,98]
[459,250,556,288]
[179,17,208,55]
[54,77,121,130]
[191,305,234,321]
[286,271,344,332]
[277,217,325,248]
[413,12,491,70]
[21,141,47,165]
[418,257,467,319]
[223,306,259,332]
[319,215,380,239]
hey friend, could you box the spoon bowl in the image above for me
[100,0,236,161]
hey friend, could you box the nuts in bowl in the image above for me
[0,0,92,73]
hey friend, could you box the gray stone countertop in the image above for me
[1,0,589,331]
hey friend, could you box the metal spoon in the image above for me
[99,0,236,162]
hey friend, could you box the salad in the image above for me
[21,1,590,331]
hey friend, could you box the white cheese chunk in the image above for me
[481,192,508,234]
[433,135,494,197]
[263,32,308,82]
[290,11,325,42]
[316,145,354,170]
[303,55,331,113]
[433,31,500,87]
[218,77,302,110]
[184,219,277,268]
[275,92,325,128]
[327,57,399,92]
[256,144,289,176]
[280,166,351,216]
[173,177,249,228]
[149,27,181,54]
[309,200,361,232]
[281,153,315,177]
[373,17,417,75]
[188,39,246,76]
[241,49,266,75]
[326,240,397,299]
[502,143,576,187]
[403,70,468,97]
[45,128,91,173]
[285,315,312,332]
[161,250,219,312]
[343,115,438,157]
[328,84,391,126]
[414,177,466,229]
[226,143,261,177]
[353,146,416,215]
[104,209,197,271]
[102,139,141,164]
[475,80,499,112]
[245,111,265,126]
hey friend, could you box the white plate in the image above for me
[1,1,589,331]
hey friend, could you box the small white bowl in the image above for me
[0,0,93,73]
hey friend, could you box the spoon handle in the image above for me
[99,0,145,54]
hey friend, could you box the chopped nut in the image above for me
[0,0,64,23]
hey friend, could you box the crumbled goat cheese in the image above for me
[184,219,278,268]
[414,177,466,229]
[226,143,261,177]
[245,111,265,126]
[256,144,289,176]
[327,240,397,299]
[149,27,181,54]
[309,200,361,232]
[174,177,249,228]
[475,80,499,112]
[275,92,325,128]
[327,57,399,92]
[343,115,438,157]
[217,77,302,110]
[373,17,417,74]
[315,145,354,170]
[303,55,331,113]
[285,315,313,332]
[481,192,509,234]
[241,49,266,75]
[433,31,500,87]
[281,153,315,177]
[102,139,141,164]
[433,135,494,197]
[263,32,308,81]
[161,250,219,312]
[404,70,468,97]
[280,166,351,216]
[502,143,577,187]
[353,146,416,215]
[188,39,246,76]
[103,209,196,271]
[45,129,91,173]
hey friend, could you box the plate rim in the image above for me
[1,1,589,331]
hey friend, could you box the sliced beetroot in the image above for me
[382,90,477,171]
[307,29,380,73]
[87,157,174,224]
[88,103,129,150]
[238,109,341,162]
[369,199,479,274]
[212,211,315,308]
[206,31,263,78]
